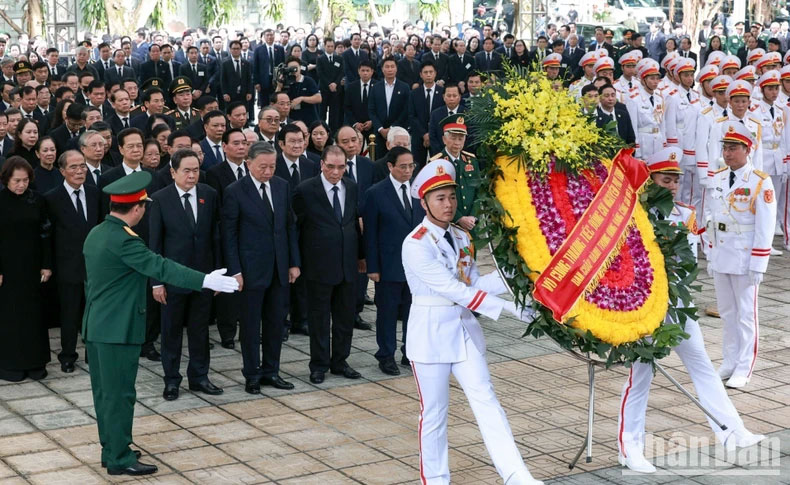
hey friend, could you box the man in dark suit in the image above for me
[342,33,369,84]
[104,49,136,86]
[223,141,300,394]
[149,149,224,401]
[563,36,585,80]
[344,61,376,143]
[45,150,100,373]
[275,124,318,337]
[645,24,666,62]
[252,29,286,110]
[678,37,698,64]
[293,145,365,384]
[448,39,476,91]
[180,46,209,98]
[316,39,344,133]
[422,37,449,84]
[220,40,253,106]
[474,37,503,76]
[371,127,412,183]
[199,110,228,170]
[80,130,111,187]
[160,44,182,91]
[362,146,425,375]
[408,61,444,167]
[595,84,635,145]
[368,57,410,155]
[138,44,171,86]
[495,33,517,62]
[429,83,465,154]
[107,88,133,136]
[50,103,86,154]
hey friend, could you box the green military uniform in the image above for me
[128,104,146,119]
[83,172,205,470]
[727,34,744,55]
[431,114,480,223]
[165,76,199,130]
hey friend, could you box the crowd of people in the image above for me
[0,12,784,481]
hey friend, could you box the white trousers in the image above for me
[411,337,531,485]
[617,319,746,455]
[713,271,760,379]
[772,174,786,234]
[679,165,703,211]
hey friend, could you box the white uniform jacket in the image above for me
[626,85,666,159]
[402,218,509,364]
[694,103,725,186]
[707,113,764,175]
[705,163,777,275]
[614,76,637,103]
[750,100,788,176]
[665,86,700,167]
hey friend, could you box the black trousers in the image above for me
[142,290,161,353]
[160,289,212,386]
[216,292,241,342]
[239,272,289,381]
[355,272,369,315]
[320,88,343,133]
[373,280,410,361]
[287,274,309,331]
[306,279,354,372]
[57,281,84,365]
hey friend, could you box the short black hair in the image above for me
[225,100,246,115]
[598,83,616,95]
[386,146,412,166]
[581,83,598,96]
[222,127,244,144]
[203,109,226,125]
[118,127,144,146]
[170,148,199,170]
[142,87,164,104]
[358,60,375,70]
[278,123,303,142]
[86,79,105,93]
[167,129,192,146]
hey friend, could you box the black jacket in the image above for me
[43,183,100,283]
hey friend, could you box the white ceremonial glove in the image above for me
[202,268,240,293]
[503,301,538,323]
[749,270,763,286]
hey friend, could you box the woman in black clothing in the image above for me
[408,34,423,61]
[303,34,323,82]
[467,37,481,57]
[512,40,531,68]
[0,157,52,382]
[9,118,40,169]
[702,35,725,66]
[32,137,62,194]
[307,120,330,158]
[49,99,72,132]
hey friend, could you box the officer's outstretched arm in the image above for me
[119,236,205,292]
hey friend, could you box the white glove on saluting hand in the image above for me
[202,268,239,293]
[749,270,763,286]
[503,301,538,323]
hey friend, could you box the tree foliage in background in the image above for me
[308,0,355,34]
[79,0,108,31]
[200,0,237,27]
[261,0,285,23]
[150,0,176,30]
[681,0,723,52]
[418,0,447,25]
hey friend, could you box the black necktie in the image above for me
[269,47,274,75]
[687,92,691,102]
[362,83,368,104]
[261,183,273,218]
[235,59,240,75]
[649,95,654,107]
[346,160,355,182]
[328,55,332,63]
[214,144,223,162]
[117,67,122,78]
[74,189,86,222]
[43,109,48,116]
[122,117,129,128]
[237,166,243,180]
[183,193,196,230]
[332,186,342,223]
[426,88,432,116]
[770,106,775,119]
[729,171,736,188]
[93,169,100,184]
[628,80,632,89]
[723,108,728,117]
[193,64,197,75]
[443,230,455,252]
[290,163,300,186]
[401,184,411,217]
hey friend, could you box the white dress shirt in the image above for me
[122,162,142,175]
[389,174,411,210]
[283,154,300,176]
[175,185,198,223]
[226,159,246,179]
[384,79,396,110]
[64,181,87,219]
[320,172,345,215]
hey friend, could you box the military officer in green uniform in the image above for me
[430,114,479,232]
[83,171,238,476]
[165,76,199,130]
[727,22,746,55]
[128,78,163,119]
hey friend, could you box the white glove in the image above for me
[202,268,239,293]
[503,301,538,323]
[749,270,763,286]
[706,263,714,278]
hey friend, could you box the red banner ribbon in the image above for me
[533,149,650,322]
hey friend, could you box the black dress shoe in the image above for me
[162,384,179,401]
[354,315,372,331]
[188,380,223,395]
[260,375,295,390]
[60,362,75,373]
[379,360,400,376]
[330,365,362,379]
[309,371,325,384]
[107,461,158,476]
[27,368,47,380]
[221,339,235,349]
[102,450,141,468]
[208,342,214,350]
[364,295,375,305]
[244,381,261,394]
[282,332,290,342]
[401,355,410,366]
[140,349,161,361]
[291,322,309,335]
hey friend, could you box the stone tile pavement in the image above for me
[0,246,789,484]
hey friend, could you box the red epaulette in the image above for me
[630,92,639,99]
[412,226,428,240]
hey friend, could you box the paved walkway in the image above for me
[1,247,789,484]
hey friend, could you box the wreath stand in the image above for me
[563,350,728,470]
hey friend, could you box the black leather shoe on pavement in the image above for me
[260,375,295,390]
[354,315,372,330]
[331,365,362,379]
[60,362,75,373]
[379,360,401,376]
[364,295,375,305]
[188,380,223,395]
[244,381,261,394]
[140,348,161,361]
[162,384,179,401]
[291,321,309,335]
[221,339,235,349]
[282,332,290,342]
[309,371,325,384]
[107,461,158,476]
[102,450,141,468]
[401,355,410,366]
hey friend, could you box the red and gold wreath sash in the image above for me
[532,149,650,322]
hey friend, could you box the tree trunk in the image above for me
[24,0,44,36]
[752,0,772,25]
[367,0,382,34]
[105,0,159,34]
[682,0,724,54]
[0,9,25,35]
[668,0,675,23]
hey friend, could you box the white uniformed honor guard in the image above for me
[706,121,777,389]
[402,159,542,485]
[617,147,766,474]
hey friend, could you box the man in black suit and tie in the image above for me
[180,46,209,99]
[475,37,503,76]
[253,29,285,110]
[44,150,100,373]
[199,111,228,170]
[429,83,464,154]
[563,35,585,80]
[80,130,111,187]
[108,88,133,136]
[362,146,425,375]
[104,49,136,86]
[50,103,86,154]
[139,44,171,86]
[254,105,280,146]
[275,124,318,337]
[221,40,253,106]
[316,39,345,133]
[677,37,697,64]
[423,37,449,85]
[223,141,300,394]
[294,145,365,384]
[595,84,635,145]
[0,113,13,158]
[342,33,369,84]
[149,149,224,401]
[344,61,375,143]
[408,61,444,167]
[368,57,410,157]
[448,39,475,93]
[495,33,516,62]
